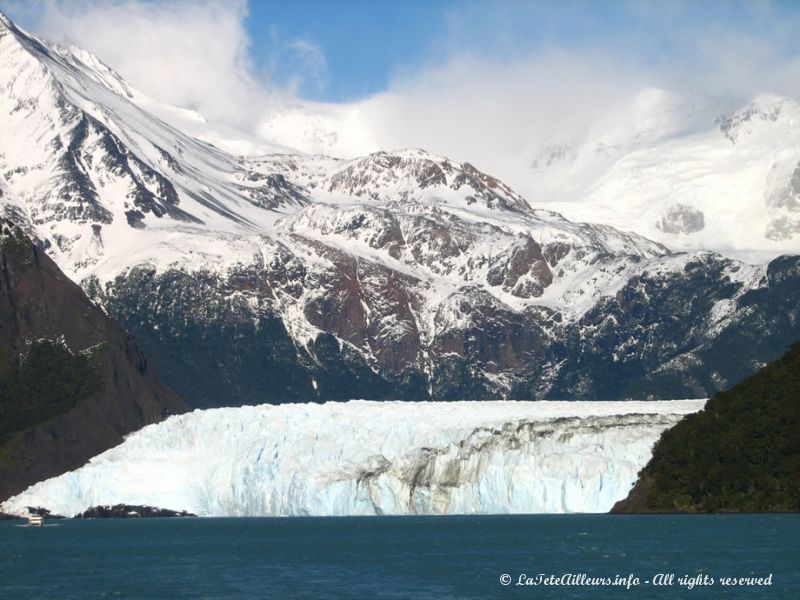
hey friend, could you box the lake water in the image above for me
[1,514,797,599]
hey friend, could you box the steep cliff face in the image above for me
[549,254,800,400]
[612,341,800,513]
[93,251,800,405]
[0,219,186,501]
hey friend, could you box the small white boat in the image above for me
[27,514,43,527]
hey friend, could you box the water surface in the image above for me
[1,514,797,599]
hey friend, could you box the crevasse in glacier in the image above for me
[1,400,705,517]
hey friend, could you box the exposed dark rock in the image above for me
[76,504,196,518]
[242,172,309,210]
[0,220,186,502]
[548,254,800,400]
[718,98,786,144]
[486,235,552,298]
[656,204,705,234]
[90,250,800,406]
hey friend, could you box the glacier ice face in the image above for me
[1,400,705,517]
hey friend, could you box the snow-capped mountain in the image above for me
[182,85,800,263]
[1,13,799,406]
[1,399,705,517]
[526,88,800,262]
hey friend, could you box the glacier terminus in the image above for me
[2,400,704,518]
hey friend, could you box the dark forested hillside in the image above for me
[612,341,800,513]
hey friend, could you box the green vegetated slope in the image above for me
[0,340,102,445]
[613,341,800,512]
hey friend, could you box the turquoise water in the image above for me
[1,514,797,599]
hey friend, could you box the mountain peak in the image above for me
[0,11,138,103]
[750,92,795,111]
[322,148,533,213]
[718,93,798,144]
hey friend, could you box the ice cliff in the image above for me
[2,400,705,517]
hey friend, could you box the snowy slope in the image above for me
[0,13,309,277]
[257,87,800,261]
[1,399,705,517]
[527,88,800,262]
[0,14,672,323]
[171,86,800,262]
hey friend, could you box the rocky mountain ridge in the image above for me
[1,14,799,406]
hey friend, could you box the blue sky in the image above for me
[247,0,447,101]
[6,0,800,104]
[243,0,800,102]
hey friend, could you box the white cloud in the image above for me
[7,0,800,195]
[22,0,280,127]
[356,50,649,178]
[333,16,800,202]
[264,30,329,98]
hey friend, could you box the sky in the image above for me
[5,0,800,102]
[243,0,800,103]
[2,0,800,187]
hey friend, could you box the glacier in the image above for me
[1,400,705,518]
